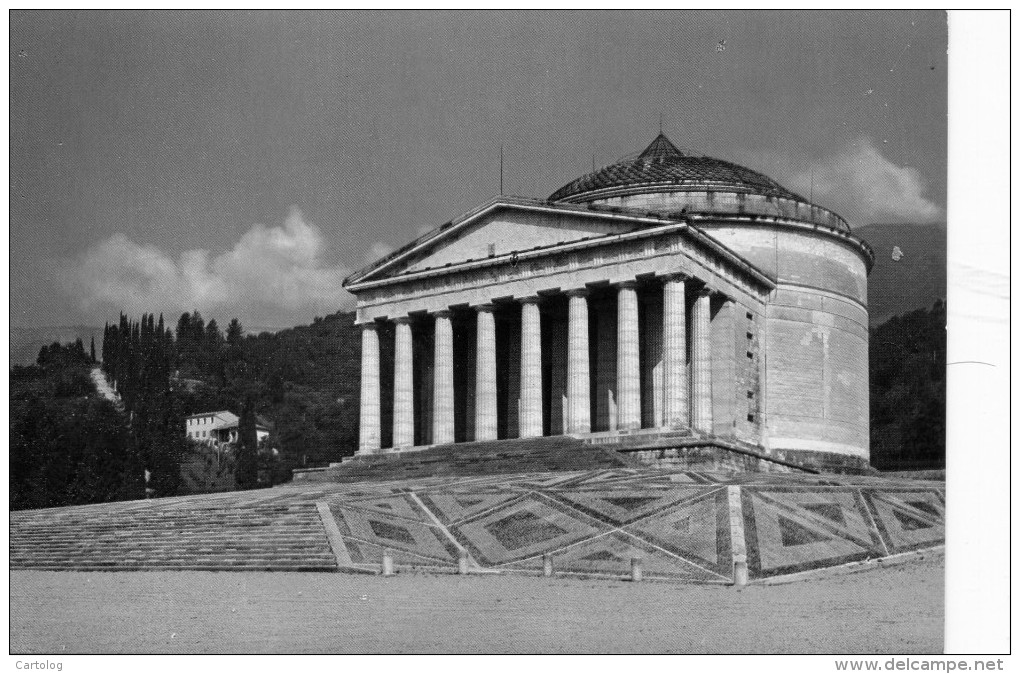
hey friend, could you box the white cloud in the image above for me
[742,139,943,226]
[363,241,396,266]
[62,207,354,325]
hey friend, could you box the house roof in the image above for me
[186,410,236,423]
[211,420,271,432]
[187,411,270,432]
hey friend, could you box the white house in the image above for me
[186,411,270,446]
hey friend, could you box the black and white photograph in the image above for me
[7,9,1009,661]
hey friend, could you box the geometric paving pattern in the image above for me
[10,467,944,583]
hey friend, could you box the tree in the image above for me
[226,318,244,346]
[234,397,259,489]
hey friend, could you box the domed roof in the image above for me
[549,133,805,203]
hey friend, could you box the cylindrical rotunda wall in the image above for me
[588,191,871,472]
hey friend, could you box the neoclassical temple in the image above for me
[344,135,874,472]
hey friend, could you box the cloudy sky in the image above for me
[10,10,947,329]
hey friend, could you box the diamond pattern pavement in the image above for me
[10,468,944,582]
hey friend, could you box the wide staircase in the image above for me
[316,435,642,483]
[10,502,336,572]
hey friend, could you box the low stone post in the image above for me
[543,553,554,578]
[733,557,748,587]
[458,549,470,575]
[381,549,395,577]
[630,556,643,582]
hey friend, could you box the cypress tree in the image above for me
[226,318,244,346]
[235,397,259,489]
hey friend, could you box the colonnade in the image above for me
[358,275,723,454]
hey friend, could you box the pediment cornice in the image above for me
[344,196,774,292]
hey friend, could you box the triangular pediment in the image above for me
[347,198,677,286]
[396,209,633,275]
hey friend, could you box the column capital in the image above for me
[432,309,453,319]
[660,271,691,283]
[359,321,379,332]
[696,286,714,297]
[564,287,590,298]
[473,303,496,313]
[392,315,413,325]
[518,295,541,305]
[613,280,640,290]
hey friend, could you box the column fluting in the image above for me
[566,289,592,434]
[616,282,641,431]
[474,305,498,441]
[392,317,415,448]
[691,288,713,433]
[519,297,544,438]
[662,275,690,429]
[432,311,455,445]
[358,323,381,454]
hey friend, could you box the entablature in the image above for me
[351,224,774,324]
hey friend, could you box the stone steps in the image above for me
[317,436,640,483]
[9,502,337,572]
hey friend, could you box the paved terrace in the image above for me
[11,466,944,584]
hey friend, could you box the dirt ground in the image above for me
[10,552,943,654]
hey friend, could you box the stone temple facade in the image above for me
[344,134,874,473]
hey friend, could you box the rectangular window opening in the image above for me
[746,351,754,359]
[747,413,755,423]
[747,391,754,399]
[746,312,754,320]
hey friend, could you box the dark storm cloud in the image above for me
[10,10,947,328]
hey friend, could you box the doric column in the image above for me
[519,296,544,438]
[358,323,381,454]
[392,317,415,448]
[566,289,591,434]
[474,305,498,441]
[662,274,689,429]
[432,310,454,445]
[616,281,641,431]
[691,288,713,433]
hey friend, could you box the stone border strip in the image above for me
[406,492,499,573]
[727,485,746,583]
[315,501,376,575]
[756,546,944,585]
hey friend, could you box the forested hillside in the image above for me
[11,341,145,510]
[11,299,945,511]
[159,311,361,472]
[869,301,946,470]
